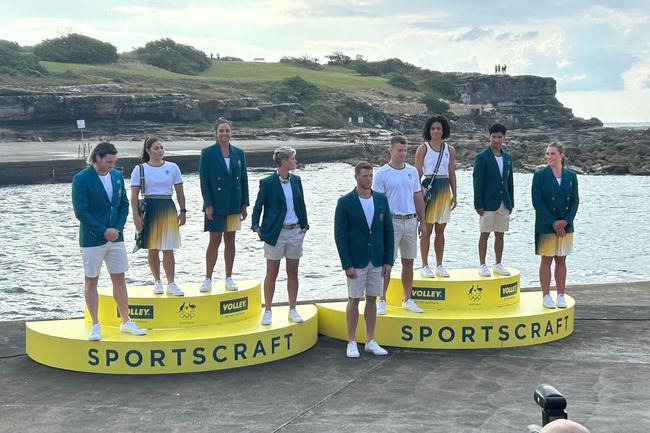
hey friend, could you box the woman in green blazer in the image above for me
[251,146,309,326]
[531,143,579,309]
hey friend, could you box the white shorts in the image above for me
[392,216,418,260]
[347,263,383,299]
[81,241,129,278]
[480,203,510,233]
[264,227,304,260]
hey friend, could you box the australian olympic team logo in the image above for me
[178,301,197,321]
[467,285,483,304]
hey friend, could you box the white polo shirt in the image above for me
[373,163,421,215]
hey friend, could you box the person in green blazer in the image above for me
[473,123,514,277]
[71,142,146,341]
[334,161,393,358]
[252,146,309,326]
[532,142,579,309]
[199,119,249,292]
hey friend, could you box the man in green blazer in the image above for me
[473,123,514,277]
[71,142,146,341]
[334,161,393,358]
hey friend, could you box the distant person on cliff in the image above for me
[334,161,393,358]
[373,136,426,315]
[71,142,147,341]
[199,118,249,292]
[414,115,457,278]
[532,142,579,308]
[251,146,309,326]
[130,137,186,296]
[473,123,514,277]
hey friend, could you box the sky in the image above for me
[2,0,649,122]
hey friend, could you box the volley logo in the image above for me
[500,282,518,298]
[220,297,248,315]
[118,305,154,319]
[467,285,483,304]
[178,302,197,321]
[412,287,445,301]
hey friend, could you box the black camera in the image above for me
[527,384,568,432]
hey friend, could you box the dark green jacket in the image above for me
[251,173,309,246]
[199,144,249,215]
[334,189,394,270]
[71,166,128,247]
[473,147,514,211]
[532,166,579,234]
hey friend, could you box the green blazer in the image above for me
[251,173,309,246]
[334,189,394,270]
[473,147,514,211]
[71,166,128,247]
[199,143,249,215]
[532,166,579,234]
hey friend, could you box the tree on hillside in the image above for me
[33,33,118,64]
[0,40,47,76]
[130,38,211,75]
[325,51,351,66]
[279,55,322,70]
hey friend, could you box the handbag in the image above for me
[132,164,147,253]
[422,142,446,205]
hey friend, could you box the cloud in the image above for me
[496,31,539,42]
[450,27,493,42]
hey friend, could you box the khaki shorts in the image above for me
[81,241,129,278]
[480,203,510,233]
[347,263,383,299]
[392,216,418,260]
[264,227,304,260]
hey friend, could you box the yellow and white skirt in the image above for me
[423,177,452,224]
[535,232,574,257]
[204,213,241,233]
[142,196,181,251]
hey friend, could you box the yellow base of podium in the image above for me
[317,292,573,349]
[26,305,317,374]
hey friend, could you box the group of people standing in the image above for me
[71,115,579,356]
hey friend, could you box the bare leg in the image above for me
[494,232,505,264]
[434,223,447,266]
[224,231,236,278]
[420,223,434,266]
[401,258,414,301]
[162,250,175,282]
[346,297,360,341]
[148,249,161,281]
[539,256,553,296]
[110,273,130,324]
[205,232,223,278]
[263,259,281,310]
[84,276,99,324]
[478,232,490,265]
[554,256,567,295]
[286,258,300,309]
[365,296,377,341]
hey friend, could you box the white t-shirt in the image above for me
[130,162,183,195]
[282,181,298,224]
[98,173,113,200]
[556,177,562,186]
[494,155,504,176]
[359,195,374,228]
[373,163,421,215]
[224,157,231,172]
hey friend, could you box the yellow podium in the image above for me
[317,268,574,349]
[26,281,318,374]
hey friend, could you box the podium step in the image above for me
[317,292,573,349]
[27,305,317,374]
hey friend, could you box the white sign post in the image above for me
[357,116,364,124]
[77,120,86,158]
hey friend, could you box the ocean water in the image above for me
[1,163,648,320]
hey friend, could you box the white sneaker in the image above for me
[200,278,212,293]
[225,277,238,291]
[420,265,435,278]
[436,264,450,278]
[402,298,424,313]
[288,308,304,323]
[556,294,568,308]
[153,280,164,295]
[346,341,360,358]
[493,263,511,276]
[167,282,184,296]
[377,300,387,315]
[88,323,101,341]
[364,339,388,356]
[543,294,556,309]
[261,309,272,326]
[479,264,491,277]
[120,320,147,336]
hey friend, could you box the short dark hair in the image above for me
[488,123,507,136]
[214,117,232,132]
[390,136,407,147]
[88,142,118,164]
[354,160,373,175]
[422,115,451,141]
[141,137,161,163]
